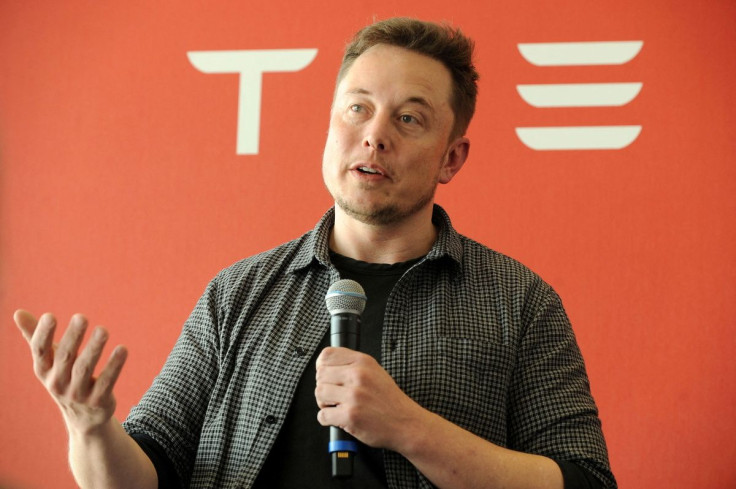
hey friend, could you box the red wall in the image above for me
[1,2,735,488]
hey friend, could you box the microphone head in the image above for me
[325,279,367,315]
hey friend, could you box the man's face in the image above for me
[322,44,465,226]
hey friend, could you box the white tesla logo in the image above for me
[188,49,318,155]
[515,41,644,151]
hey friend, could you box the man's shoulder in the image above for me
[434,205,543,286]
[454,233,552,295]
[451,234,563,324]
[211,231,317,289]
[458,234,537,277]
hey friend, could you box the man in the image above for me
[14,17,616,489]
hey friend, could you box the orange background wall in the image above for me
[1,2,734,488]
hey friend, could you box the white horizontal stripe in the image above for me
[518,41,643,66]
[515,126,642,150]
[517,83,642,107]
[188,49,318,73]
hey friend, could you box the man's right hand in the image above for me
[14,310,128,435]
[14,310,159,489]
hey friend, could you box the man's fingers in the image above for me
[317,406,335,428]
[69,327,110,399]
[51,314,89,389]
[90,345,128,405]
[315,382,343,409]
[14,309,38,342]
[15,309,127,426]
[316,349,377,388]
[29,313,58,376]
[315,347,364,373]
[315,346,352,367]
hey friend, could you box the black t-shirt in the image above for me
[252,252,420,488]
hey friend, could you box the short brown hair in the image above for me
[337,17,479,139]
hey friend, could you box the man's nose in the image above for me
[362,115,391,152]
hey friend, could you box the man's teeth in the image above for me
[359,166,381,174]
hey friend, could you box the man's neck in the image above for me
[329,205,438,264]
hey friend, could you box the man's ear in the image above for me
[439,137,470,184]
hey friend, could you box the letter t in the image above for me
[188,49,318,155]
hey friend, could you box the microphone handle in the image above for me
[329,313,360,478]
[330,313,360,349]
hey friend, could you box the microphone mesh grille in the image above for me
[325,279,367,314]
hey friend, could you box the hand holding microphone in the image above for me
[317,279,427,478]
[323,279,367,478]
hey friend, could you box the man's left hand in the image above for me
[314,346,422,452]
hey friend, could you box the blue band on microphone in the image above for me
[328,440,358,453]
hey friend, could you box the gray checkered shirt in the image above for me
[123,205,615,488]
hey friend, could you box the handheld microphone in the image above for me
[324,279,367,479]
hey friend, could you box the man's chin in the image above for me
[335,199,402,226]
[335,195,435,227]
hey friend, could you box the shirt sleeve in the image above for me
[122,278,222,487]
[557,460,606,489]
[507,280,616,488]
[130,432,183,489]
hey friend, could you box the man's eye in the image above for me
[400,114,418,124]
[350,104,363,112]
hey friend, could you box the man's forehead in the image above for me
[337,47,452,108]
[347,44,449,78]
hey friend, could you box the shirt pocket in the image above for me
[427,338,515,445]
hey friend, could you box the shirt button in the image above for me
[390,339,398,351]
[265,415,277,424]
[294,347,306,357]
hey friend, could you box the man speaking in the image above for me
[14,17,616,489]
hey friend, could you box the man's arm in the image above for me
[14,310,157,489]
[315,347,564,489]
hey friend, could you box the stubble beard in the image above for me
[332,183,437,227]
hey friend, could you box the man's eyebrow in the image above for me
[345,88,371,96]
[405,96,435,112]
[344,88,436,112]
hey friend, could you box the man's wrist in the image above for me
[67,415,119,445]
[389,402,437,457]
